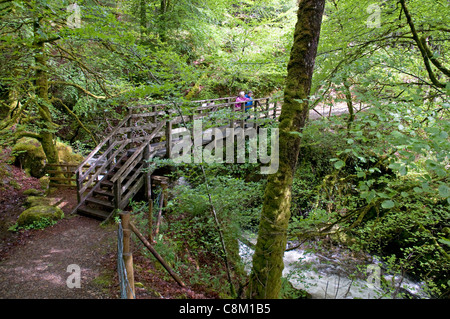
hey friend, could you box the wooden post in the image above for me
[129,221,185,287]
[152,105,157,124]
[126,111,132,148]
[143,143,153,243]
[266,98,270,119]
[273,100,278,119]
[241,98,246,128]
[162,180,168,208]
[229,100,234,128]
[148,198,153,243]
[75,170,81,204]
[254,101,259,131]
[154,191,164,238]
[189,113,195,137]
[165,120,172,159]
[113,179,121,211]
[120,211,135,299]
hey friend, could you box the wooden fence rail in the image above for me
[46,163,96,188]
[119,210,185,299]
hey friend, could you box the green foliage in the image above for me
[167,174,264,253]
[9,216,58,232]
[289,98,449,297]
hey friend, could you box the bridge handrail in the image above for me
[110,120,165,184]
[128,96,272,112]
[75,114,132,176]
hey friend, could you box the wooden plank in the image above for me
[93,188,114,198]
[111,121,165,183]
[46,164,88,169]
[77,205,110,219]
[118,152,143,185]
[79,140,120,181]
[165,120,172,159]
[117,124,157,134]
[49,177,75,181]
[128,103,168,110]
[48,183,77,188]
[130,111,166,118]
[121,164,144,194]
[85,197,114,209]
[75,114,131,174]
[79,141,128,194]
[120,177,144,209]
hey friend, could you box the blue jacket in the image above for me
[245,94,253,109]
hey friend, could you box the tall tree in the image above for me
[247,0,325,299]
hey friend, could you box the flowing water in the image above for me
[239,234,429,299]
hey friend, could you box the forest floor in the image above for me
[0,102,359,299]
[0,154,214,299]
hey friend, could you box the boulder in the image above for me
[11,137,84,179]
[24,196,60,208]
[17,205,64,228]
[12,137,46,178]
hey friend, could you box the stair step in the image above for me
[86,197,114,209]
[93,189,114,198]
[100,180,113,187]
[77,205,110,220]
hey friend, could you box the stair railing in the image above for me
[75,114,132,203]
[110,121,165,211]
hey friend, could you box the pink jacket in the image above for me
[235,96,249,110]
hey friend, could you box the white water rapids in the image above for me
[238,234,429,299]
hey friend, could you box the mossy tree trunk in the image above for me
[33,17,61,173]
[247,0,325,299]
[139,0,148,40]
[158,0,170,42]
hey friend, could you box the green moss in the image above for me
[39,176,50,191]
[9,179,21,190]
[23,188,43,196]
[17,205,64,228]
[280,278,311,299]
[56,141,84,164]
[12,138,46,178]
[24,195,61,208]
[91,273,113,287]
[11,138,84,178]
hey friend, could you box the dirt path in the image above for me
[0,186,117,299]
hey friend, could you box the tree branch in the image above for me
[51,97,98,145]
[49,80,124,100]
[399,0,446,89]
[421,37,450,78]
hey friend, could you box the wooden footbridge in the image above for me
[72,96,281,219]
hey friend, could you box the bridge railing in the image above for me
[74,95,280,207]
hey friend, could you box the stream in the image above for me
[238,234,430,299]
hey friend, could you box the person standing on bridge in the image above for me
[235,90,249,110]
[245,90,253,112]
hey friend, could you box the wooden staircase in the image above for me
[72,96,278,219]
[77,154,135,219]
[72,116,164,219]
